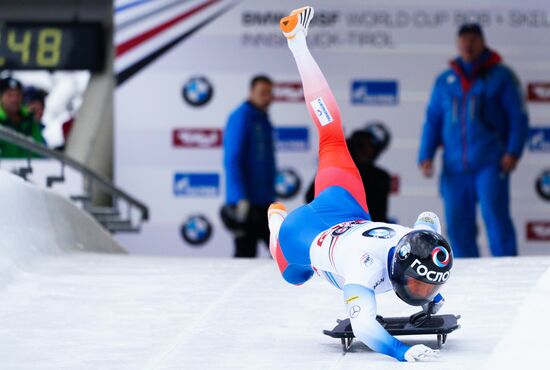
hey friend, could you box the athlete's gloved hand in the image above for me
[404,345,439,362]
[422,294,444,315]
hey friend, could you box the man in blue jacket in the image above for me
[223,75,277,257]
[418,24,529,257]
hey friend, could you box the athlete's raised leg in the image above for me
[281,7,368,213]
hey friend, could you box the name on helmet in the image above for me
[411,259,449,282]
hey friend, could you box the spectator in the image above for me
[418,23,529,257]
[0,78,46,158]
[222,75,276,258]
[305,122,392,222]
[23,86,48,124]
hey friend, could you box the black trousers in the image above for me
[234,205,270,258]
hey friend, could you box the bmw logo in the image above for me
[180,214,213,246]
[275,169,301,199]
[182,76,213,107]
[363,227,396,239]
[398,243,411,260]
[536,169,550,201]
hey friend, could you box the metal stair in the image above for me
[0,126,149,234]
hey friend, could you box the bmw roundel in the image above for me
[536,169,550,201]
[362,227,396,239]
[275,168,301,199]
[180,214,213,246]
[182,76,213,107]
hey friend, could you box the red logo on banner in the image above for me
[173,128,222,148]
[528,82,550,102]
[526,221,550,241]
[390,175,400,194]
[273,82,304,102]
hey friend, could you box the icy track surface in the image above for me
[0,170,548,369]
[0,256,549,370]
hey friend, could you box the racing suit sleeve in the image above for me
[418,77,444,164]
[343,284,410,361]
[500,70,529,158]
[223,110,248,204]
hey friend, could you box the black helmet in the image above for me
[390,230,453,306]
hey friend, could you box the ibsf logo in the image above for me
[182,76,213,107]
[527,82,550,102]
[173,128,222,148]
[535,169,550,201]
[180,214,212,246]
[173,173,219,197]
[272,82,304,102]
[351,80,399,105]
[411,259,449,282]
[275,168,301,199]
[528,128,550,152]
[526,222,550,241]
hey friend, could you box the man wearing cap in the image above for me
[0,78,46,158]
[418,24,529,257]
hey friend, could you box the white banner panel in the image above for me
[114,0,550,256]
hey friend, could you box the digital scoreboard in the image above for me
[0,22,104,71]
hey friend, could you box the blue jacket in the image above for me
[418,50,529,173]
[224,101,276,206]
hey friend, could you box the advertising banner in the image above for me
[114,0,550,256]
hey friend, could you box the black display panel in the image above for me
[0,22,104,71]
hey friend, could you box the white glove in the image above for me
[404,345,440,362]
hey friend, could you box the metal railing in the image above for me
[0,125,148,233]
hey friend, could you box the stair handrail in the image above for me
[0,125,149,221]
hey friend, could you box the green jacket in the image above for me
[0,105,46,158]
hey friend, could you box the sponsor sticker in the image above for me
[180,214,213,246]
[362,227,396,239]
[173,173,220,197]
[528,128,550,152]
[526,222,550,241]
[274,127,309,151]
[528,82,550,102]
[173,128,222,148]
[349,305,361,318]
[310,97,334,126]
[351,80,398,105]
[535,169,550,201]
[272,82,304,102]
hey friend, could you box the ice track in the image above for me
[1,171,549,369]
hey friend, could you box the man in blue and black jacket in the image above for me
[223,75,277,257]
[418,24,529,257]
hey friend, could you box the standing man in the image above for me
[223,75,276,258]
[0,78,46,158]
[418,24,529,257]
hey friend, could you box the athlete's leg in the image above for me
[441,171,479,257]
[281,8,368,213]
[476,165,517,256]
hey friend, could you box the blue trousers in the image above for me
[441,164,517,257]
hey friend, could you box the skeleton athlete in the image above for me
[268,6,454,362]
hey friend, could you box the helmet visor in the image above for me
[403,276,440,301]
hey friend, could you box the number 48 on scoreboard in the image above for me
[0,22,104,71]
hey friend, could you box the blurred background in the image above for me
[1,0,549,257]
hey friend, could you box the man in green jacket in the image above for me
[0,77,46,158]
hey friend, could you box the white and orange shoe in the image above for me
[268,202,288,259]
[280,6,314,39]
